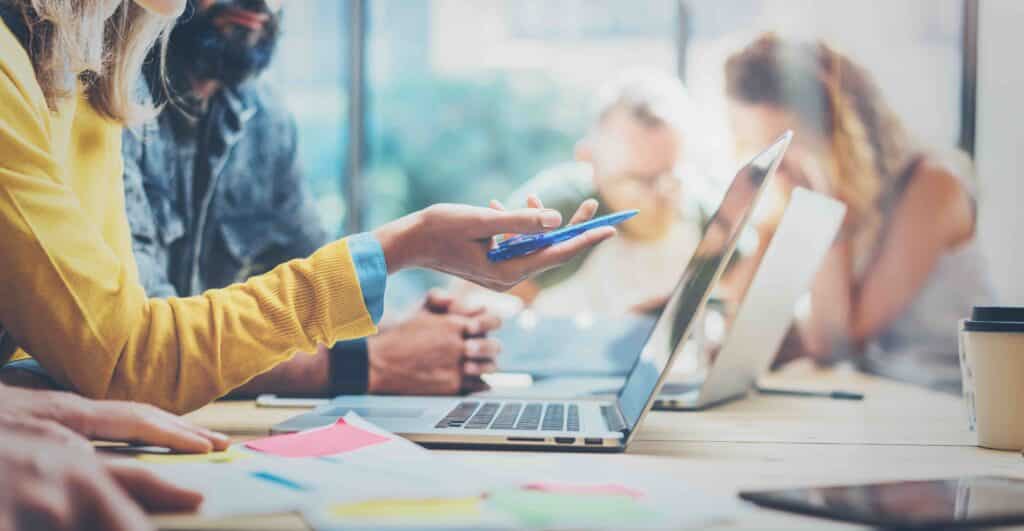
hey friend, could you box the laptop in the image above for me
[271,132,792,452]
[655,187,846,410]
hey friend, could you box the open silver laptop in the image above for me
[271,132,791,452]
[655,187,846,410]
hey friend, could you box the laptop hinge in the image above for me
[602,404,628,433]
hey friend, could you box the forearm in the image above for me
[373,210,423,274]
[4,236,376,414]
[794,244,855,360]
[226,346,331,398]
[114,241,377,411]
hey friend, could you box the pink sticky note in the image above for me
[523,482,646,499]
[246,418,391,458]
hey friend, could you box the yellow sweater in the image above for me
[0,22,376,413]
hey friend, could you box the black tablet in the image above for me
[740,477,1024,529]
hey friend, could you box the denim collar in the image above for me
[166,82,259,145]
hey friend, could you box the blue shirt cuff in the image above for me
[348,232,387,324]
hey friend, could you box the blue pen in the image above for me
[488,209,638,262]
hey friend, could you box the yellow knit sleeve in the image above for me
[0,51,376,413]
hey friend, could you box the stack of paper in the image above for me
[131,413,736,529]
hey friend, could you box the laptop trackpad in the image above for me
[323,407,426,418]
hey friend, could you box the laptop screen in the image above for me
[616,133,790,431]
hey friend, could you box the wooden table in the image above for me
[154,363,1024,530]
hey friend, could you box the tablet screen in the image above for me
[742,477,1024,528]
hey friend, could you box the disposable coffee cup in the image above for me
[959,308,1024,451]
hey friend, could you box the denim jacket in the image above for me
[124,81,327,297]
[123,78,371,393]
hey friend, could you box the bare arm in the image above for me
[789,240,854,361]
[783,162,974,362]
[847,162,975,341]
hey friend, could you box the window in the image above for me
[363,0,679,300]
[363,0,678,230]
[682,0,965,184]
[265,0,970,304]
[265,0,351,236]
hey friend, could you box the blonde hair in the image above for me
[725,33,915,264]
[592,67,694,137]
[9,0,173,124]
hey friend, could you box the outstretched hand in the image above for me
[375,198,613,291]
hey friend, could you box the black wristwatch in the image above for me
[327,339,370,395]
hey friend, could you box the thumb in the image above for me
[476,208,562,237]
[425,288,454,313]
[106,463,204,513]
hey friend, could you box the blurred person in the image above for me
[0,0,611,414]
[0,382,225,531]
[724,33,994,393]
[121,0,502,398]
[485,68,706,316]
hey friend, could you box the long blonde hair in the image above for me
[725,33,916,266]
[8,0,173,124]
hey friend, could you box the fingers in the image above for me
[106,463,203,514]
[424,288,455,313]
[491,195,543,210]
[167,415,231,452]
[447,298,486,317]
[466,312,501,335]
[89,402,229,454]
[463,359,498,377]
[460,376,490,394]
[464,338,499,377]
[476,207,563,236]
[446,313,502,338]
[71,466,154,531]
[425,289,491,319]
[499,226,616,283]
[15,483,74,531]
[478,312,503,334]
[568,198,600,226]
[463,338,500,361]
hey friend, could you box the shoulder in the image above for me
[239,79,296,131]
[0,22,51,139]
[510,161,596,212]
[509,161,597,220]
[905,152,973,208]
[902,151,976,244]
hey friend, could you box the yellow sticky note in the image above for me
[136,446,250,464]
[329,497,481,519]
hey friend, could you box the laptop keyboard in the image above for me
[436,401,580,432]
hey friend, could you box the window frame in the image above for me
[342,0,979,233]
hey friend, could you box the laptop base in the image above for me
[652,390,747,411]
[419,441,625,453]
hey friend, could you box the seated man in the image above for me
[0,383,225,530]
[494,68,706,316]
[124,0,500,398]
